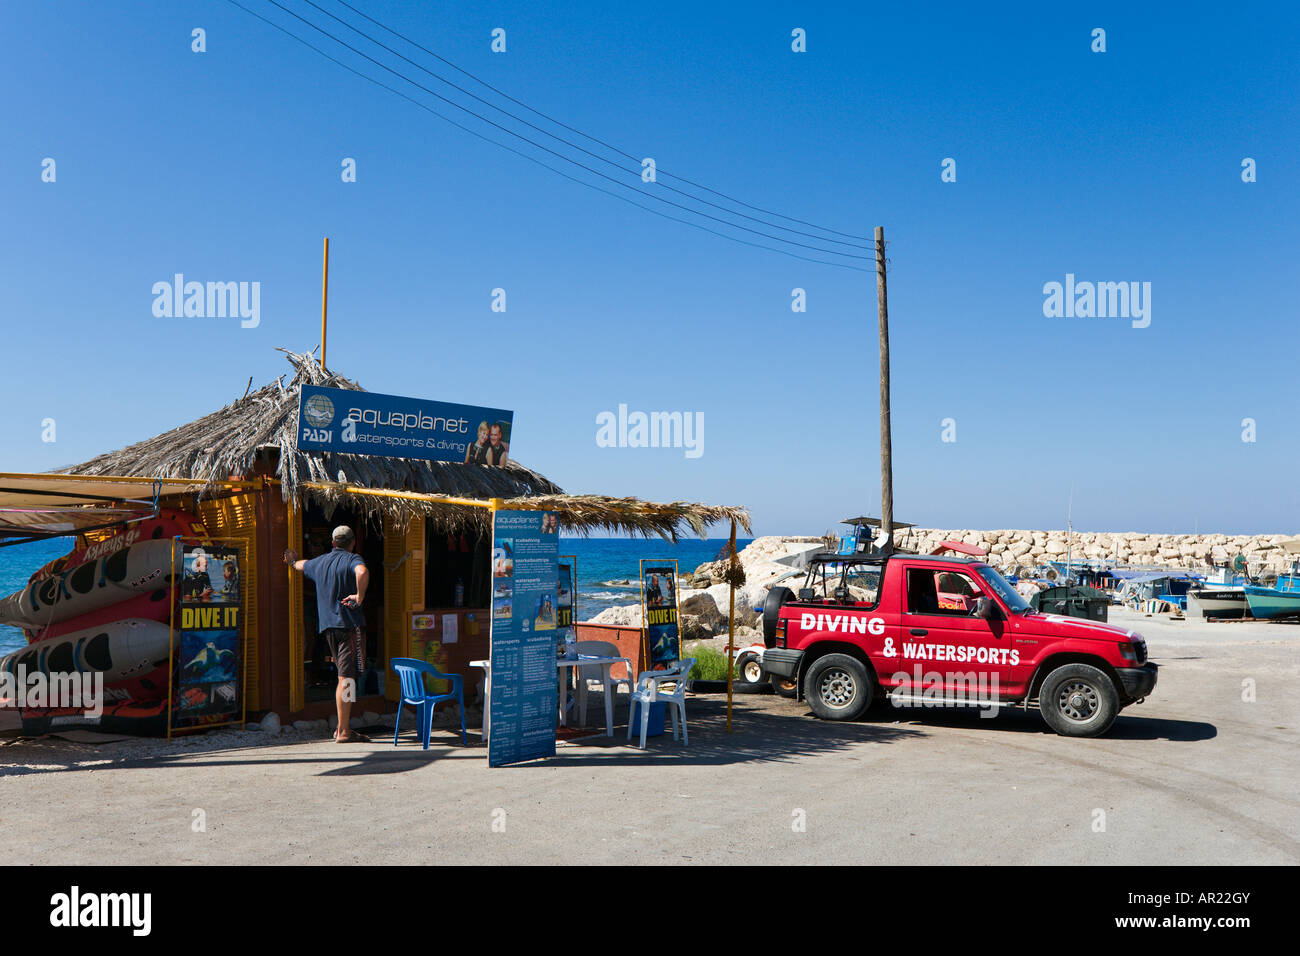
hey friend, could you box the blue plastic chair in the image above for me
[390,658,467,749]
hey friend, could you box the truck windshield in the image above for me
[976,566,1032,614]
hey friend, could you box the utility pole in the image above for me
[876,226,893,553]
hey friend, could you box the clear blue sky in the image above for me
[2,1,1296,536]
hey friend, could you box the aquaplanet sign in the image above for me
[296,384,514,465]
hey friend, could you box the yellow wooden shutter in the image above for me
[285,503,304,713]
[382,515,411,702]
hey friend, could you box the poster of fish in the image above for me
[170,541,245,733]
[640,560,680,668]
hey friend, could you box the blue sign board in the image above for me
[297,384,514,465]
[488,509,560,767]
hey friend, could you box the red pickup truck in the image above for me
[760,552,1157,737]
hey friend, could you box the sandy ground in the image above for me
[1,608,1296,865]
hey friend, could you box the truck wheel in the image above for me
[1040,664,1119,737]
[771,675,798,698]
[762,586,794,648]
[736,652,765,685]
[731,652,767,694]
[805,654,873,721]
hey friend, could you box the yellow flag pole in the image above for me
[320,237,330,371]
[726,519,736,733]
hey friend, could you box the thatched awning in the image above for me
[300,483,751,541]
[61,349,562,504]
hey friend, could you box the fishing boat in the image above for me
[1243,540,1300,620]
[1182,555,1251,619]
[1185,586,1247,620]
[1114,571,1203,609]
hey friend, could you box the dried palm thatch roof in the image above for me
[59,350,750,539]
[303,484,751,540]
[63,349,562,503]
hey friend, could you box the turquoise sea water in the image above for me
[0,538,72,655]
[0,536,749,656]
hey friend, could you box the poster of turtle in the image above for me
[170,541,245,734]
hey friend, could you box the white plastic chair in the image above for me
[573,640,633,726]
[626,658,695,749]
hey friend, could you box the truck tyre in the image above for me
[771,675,798,698]
[1039,663,1119,737]
[805,654,873,721]
[762,586,794,648]
[733,651,766,693]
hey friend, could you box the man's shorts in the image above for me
[324,626,365,683]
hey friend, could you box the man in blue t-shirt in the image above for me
[285,525,370,742]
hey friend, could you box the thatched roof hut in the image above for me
[65,349,559,500]
[59,349,749,540]
[8,348,749,720]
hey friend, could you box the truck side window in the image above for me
[906,568,941,614]
[909,568,984,615]
[842,567,883,606]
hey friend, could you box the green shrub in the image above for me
[687,645,731,681]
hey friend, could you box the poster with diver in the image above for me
[488,510,559,767]
[170,541,244,733]
[556,557,576,656]
[640,560,680,668]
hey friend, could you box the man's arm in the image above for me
[283,549,308,573]
[343,562,369,608]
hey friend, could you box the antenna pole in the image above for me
[1066,486,1073,584]
[320,237,330,371]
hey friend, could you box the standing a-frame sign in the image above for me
[487,507,560,767]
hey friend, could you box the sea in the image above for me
[0,536,749,657]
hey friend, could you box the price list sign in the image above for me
[487,509,560,767]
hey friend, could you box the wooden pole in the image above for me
[726,519,736,733]
[875,226,893,553]
[320,237,330,371]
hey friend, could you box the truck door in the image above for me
[897,565,1014,706]
[841,562,901,692]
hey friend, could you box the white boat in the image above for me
[1186,586,1246,620]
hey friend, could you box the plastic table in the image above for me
[470,655,632,740]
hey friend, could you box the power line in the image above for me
[255,0,874,262]
[319,0,875,249]
[221,0,873,272]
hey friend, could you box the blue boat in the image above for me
[1244,542,1300,620]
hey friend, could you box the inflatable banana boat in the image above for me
[0,510,211,735]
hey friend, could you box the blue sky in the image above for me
[2,1,1296,536]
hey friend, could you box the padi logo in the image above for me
[303,393,335,428]
[50,886,151,936]
[799,613,885,635]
